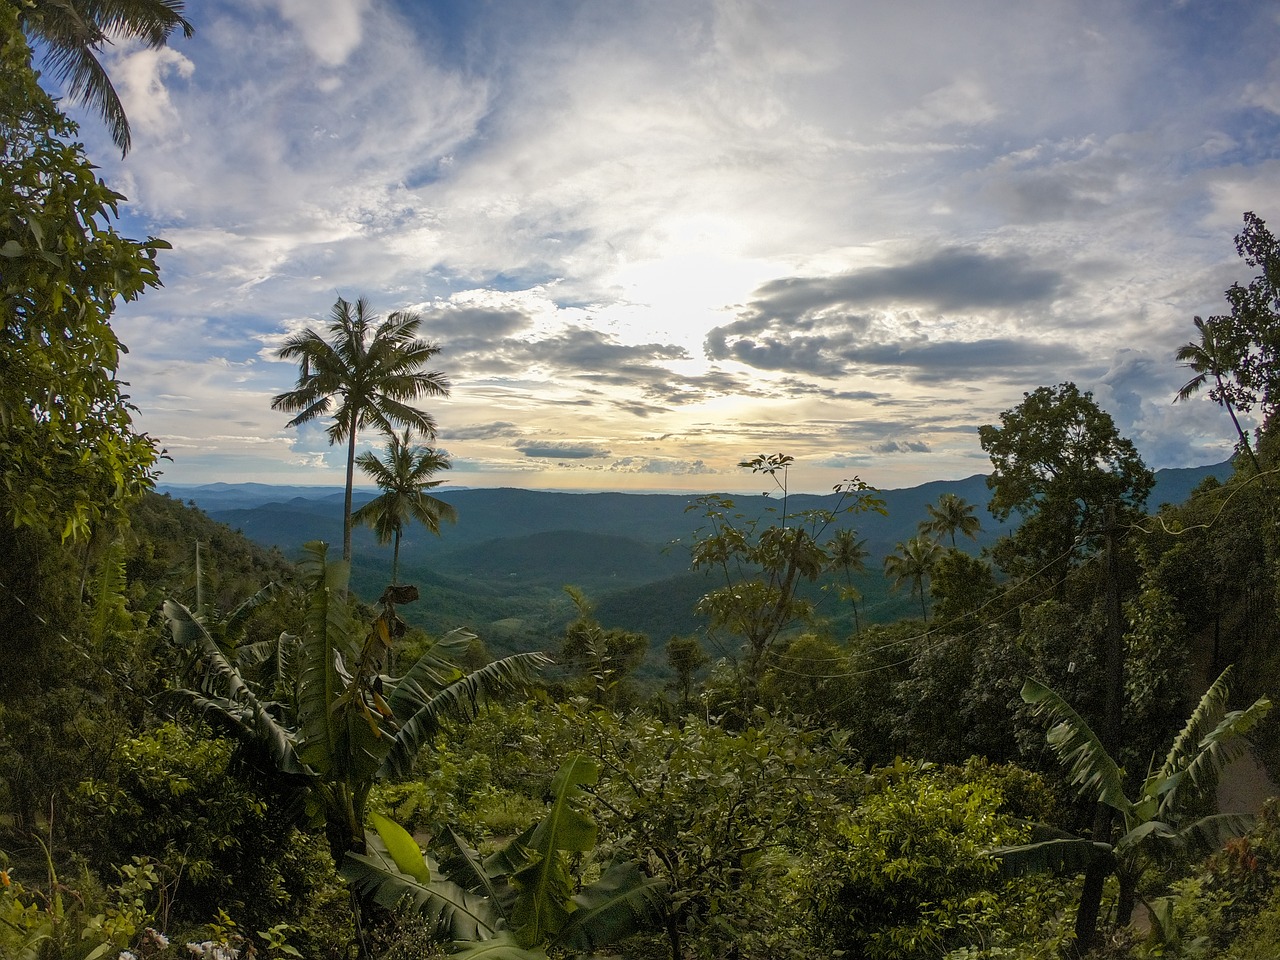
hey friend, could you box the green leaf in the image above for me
[369,811,430,884]
[988,836,1114,877]
[341,832,499,942]
[449,933,548,960]
[557,861,667,952]
[1021,678,1129,813]
[508,755,600,946]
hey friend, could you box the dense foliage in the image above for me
[4,7,1280,955]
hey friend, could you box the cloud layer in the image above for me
[66,0,1280,492]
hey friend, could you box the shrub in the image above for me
[809,763,1064,960]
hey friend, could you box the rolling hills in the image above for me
[160,462,1230,664]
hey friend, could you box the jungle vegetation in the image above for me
[4,5,1280,958]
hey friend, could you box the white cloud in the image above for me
[68,0,1280,491]
[271,0,373,67]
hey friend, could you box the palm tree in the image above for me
[883,536,942,621]
[1175,314,1262,475]
[353,429,456,586]
[918,492,981,548]
[826,528,869,636]
[272,296,449,563]
[19,0,194,155]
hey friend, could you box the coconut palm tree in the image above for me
[883,536,942,621]
[826,528,868,636]
[19,0,193,155]
[272,296,449,563]
[353,429,457,586]
[918,492,981,548]
[1175,314,1262,474]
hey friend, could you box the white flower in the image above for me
[143,928,170,949]
[118,952,137,960]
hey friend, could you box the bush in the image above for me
[809,762,1065,960]
[68,720,349,947]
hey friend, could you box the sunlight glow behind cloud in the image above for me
[67,0,1280,493]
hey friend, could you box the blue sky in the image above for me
[60,0,1280,492]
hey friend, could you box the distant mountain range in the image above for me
[159,461,1231,665]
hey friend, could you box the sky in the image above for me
[57,0,1280,494]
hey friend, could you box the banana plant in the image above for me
[342,755,668,958]
[166,540,549,860]
[991,667,1271,929]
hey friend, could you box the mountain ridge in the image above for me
[158,461,1232,655]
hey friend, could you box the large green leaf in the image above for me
[380,651,549,779]
[439,826,511,923]
[509,755,599,946]
[341,831,499,942]
[385,628,473,720]
[1022,678,1129,813]
[369,811,431,884]
[989,837,1114,877]
[294,541,385,785]
[164,599,303,775]
[557,861,667,952]
[449,933,547,960]
[1160,695,1272,821]
[1158,667,1234,785]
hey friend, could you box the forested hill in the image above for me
[158,461,1230,650]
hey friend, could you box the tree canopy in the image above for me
[0,4,166,541]
[979,382,1153,583]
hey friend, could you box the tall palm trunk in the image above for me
[344,422,358,562]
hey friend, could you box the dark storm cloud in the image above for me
[706,322,1086,383]
[422,306,532,341]
[520,326,688,368]
[704,248,1074,381]
[514,440,611,459]
[449,323,691,381]
[439,421,522,441]
[869,439,932,454]
[739,248,1067,318]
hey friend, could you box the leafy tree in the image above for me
[166,541,547,860]
[588,712,853,960]
[758,632,860,728]
[688,453,885,710]
[272,297,450,562]
[993,668,1272,953]
[17,0,193,155]
[978,382,1154,586]
[883,535,942,621]
[929,547,995,624]
[665,634,709,711]
[558,586,648,709]
[810,763,1057,960]
[69,721,347,936]
[352,428,457,586]
[1201,212,1280,438]
[826,527,869,636]
[1,6,167,542]
[918,492,982,548]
